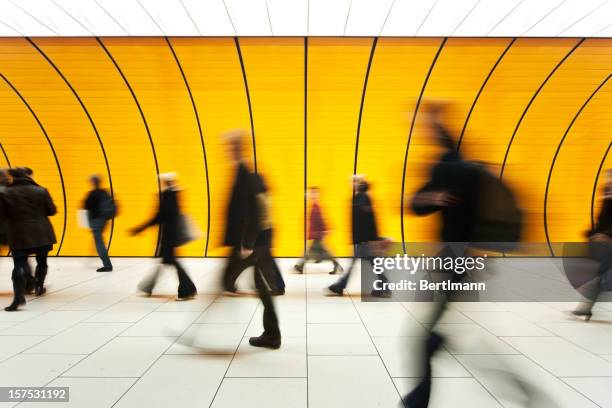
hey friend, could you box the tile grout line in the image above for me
[206,285,262,408]
[109,292,223,408]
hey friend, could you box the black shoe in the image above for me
[4,298,25,312]
[97,267,113,272]
[325,284,344,296]
[249,334,281,349]
[269,288,285,296]
[34,286,46,296]
[293,264,303,274]
[329,264,344,275]
[572,310,592,321]
[176,292,196,301]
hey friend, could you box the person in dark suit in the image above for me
[130,173,197,300]
[0,167,57,311]
[327,176,390,297]
[221,130,264,292]
[221,130,281,348]
[83,174,113,272]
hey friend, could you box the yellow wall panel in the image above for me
[307,38,374,257]
[169,38,252,256]
[100,38,208,256]
[357,38,443,246]
[403,38,513,244]
[503,39,612,255]
[239,38,305,256]
[0,77,65,250]
[31,37,160,256]
[0,38,108,255]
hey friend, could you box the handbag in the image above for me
[175,214,201,247]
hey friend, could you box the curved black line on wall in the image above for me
[353,37,378,176]
[0,73,67,256]
[96,37,162,256]
[499,39,584,180]
[544,74,611,257]
[400,38,447,254]
[0,142,11,167]
[28,38,116,253]
[234,37,258,173]
[591,142,611,230]
[457,38,515,152]
[304,37,308,255]
[166,37,211,257]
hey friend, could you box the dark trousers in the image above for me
[90,218,112,268]
[333,242,388,290]
[254,261,280,338]
[139,241,196,297]
[11,247,50,304]
[223,246,285,292]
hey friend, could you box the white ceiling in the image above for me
[0,0,611,37]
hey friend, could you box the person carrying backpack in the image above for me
[83,174,116,272]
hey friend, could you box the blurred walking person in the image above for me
[294,187,343,275]
[222,130,281,348]
[327,175,390,298]
[0,167,57,311]
[83,174,115,272]
[573,169,612,320]
[130,173,197,301]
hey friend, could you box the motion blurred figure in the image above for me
[327,175,390,298]
[0,167,57,310]
[573,169,612,320]
[405,104,479,407]
[294,187,343,275]
[83,174,115,272]
[130,173,197,300]
[221,130,281,348]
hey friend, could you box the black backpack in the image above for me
[99,193,117,220]
[469,164,523,251]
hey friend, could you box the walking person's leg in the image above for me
[316,239,343,274]
[5,252,28,311]
[91,219,112,271]
[34,248,49,296]
[294,241,314,273]
[328,244,360,295]
[249,260,281,349]
[174,258,197,300]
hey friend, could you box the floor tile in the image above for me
[457,355,599,408]
[63,337,171,377]
[308,356,400,408]
[463,312,553,336]
[501,337,612,376]
[394,377,502,407]
[308,323,376,355]
[114,355,231,408]
[166,323,246,355]
[197,302,258,324]
[307,303,360,324]
[0,335,49,362]
[120,312,200,337]
[19,377,136,408]
[562,377,612,408]
[2,311,96,336]
[85,302,160,323]
[25,323,130,354]
[373,337,471,378]
[227,337,306,377]
[212,378,307,408]
[0,354,83,387]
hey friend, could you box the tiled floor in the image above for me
[0,257,611,407]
